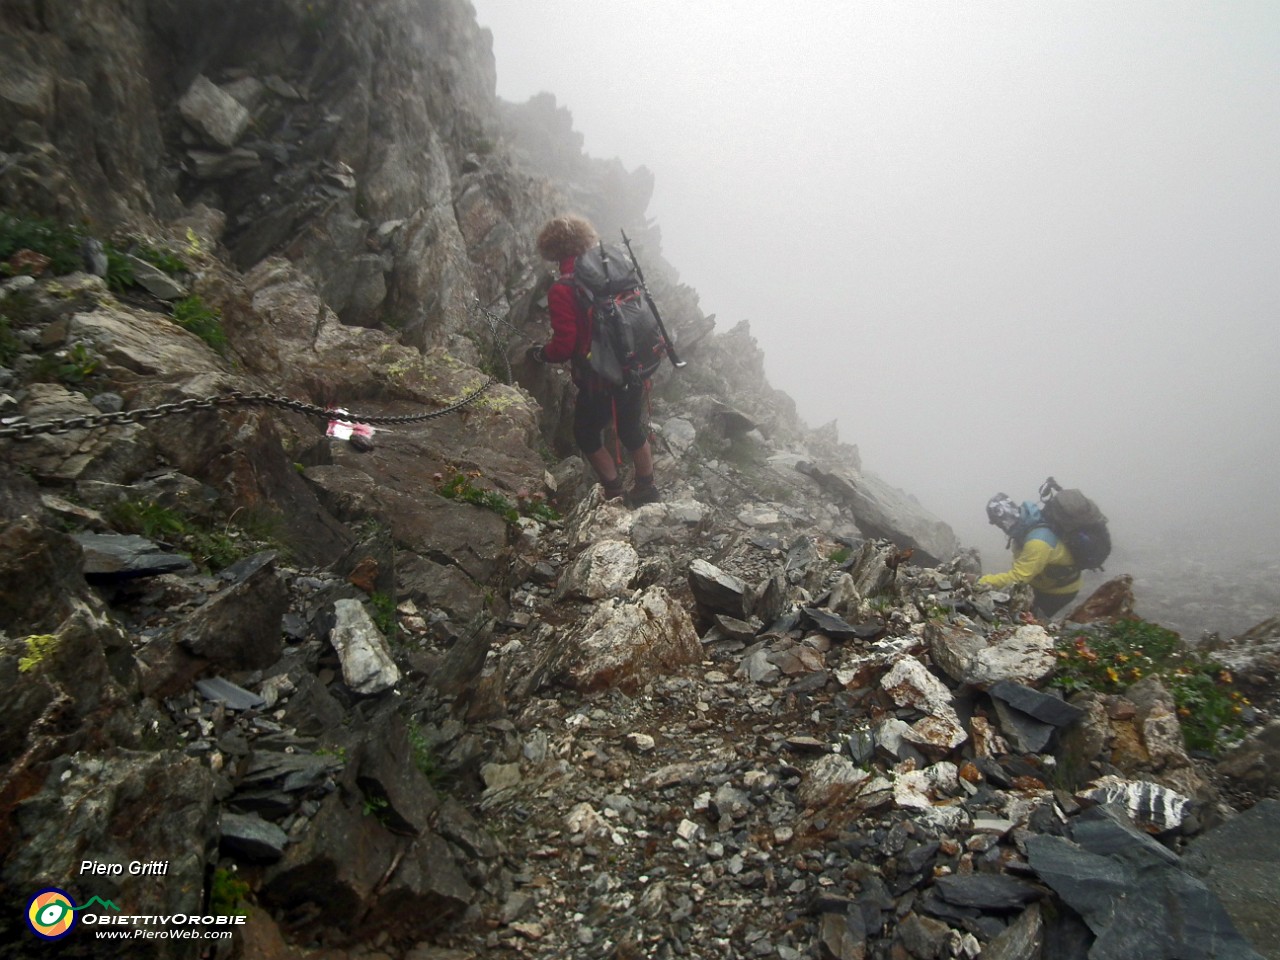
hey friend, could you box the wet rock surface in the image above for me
[4,407,1277,960]
[0,2,1276,959]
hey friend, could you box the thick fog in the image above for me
[471,1,1280,635]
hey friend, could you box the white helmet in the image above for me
[985,493,1021,533]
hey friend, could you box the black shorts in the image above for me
[574,380,648,453]
[1033,590,1078,619]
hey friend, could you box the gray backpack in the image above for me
[1039,478,1112,570]
[571,242,668,389]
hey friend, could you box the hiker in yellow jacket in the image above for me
[978,493,1081,619]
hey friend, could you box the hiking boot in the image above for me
[625,479,661,508]
[601,478,626,501]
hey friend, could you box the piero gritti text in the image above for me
[80,860,170,877]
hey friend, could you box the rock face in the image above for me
[175,552,288,669]
[1026,805,1266,960]
[3,750,217,930]
[0,2,1275,960]
[797,461,960,566]
[1182,800,1280,958]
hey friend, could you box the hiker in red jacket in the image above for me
[526,215,660,506]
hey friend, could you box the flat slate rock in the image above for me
[977,906,1049,960]
[1181,799,1280,959]
[219,811,288,863]
[988,680,1085,727]
[714,614,760,641]
[74,532,193,581]
[687,559,748,617]
[196,676,265,711]
[933,873,1043,911]
[226,788,297,820]
[1025,805,1265,960]
[238,751,342,793]
[849,620,888,640]
[800,607,861,640]
[992,698,1056,753]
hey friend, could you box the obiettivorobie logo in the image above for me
[24,884,247,942]
[26,889,120,940]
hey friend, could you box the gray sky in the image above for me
[471,0,1280,578]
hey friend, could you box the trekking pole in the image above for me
[598,240,611,284]
[620,229,687,369]
[1039,476,1062,502]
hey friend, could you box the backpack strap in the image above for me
[1024,525,1081,582]
[552,272,578,298]
[1023,525,1059,548]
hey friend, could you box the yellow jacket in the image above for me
[978,534,1081,595]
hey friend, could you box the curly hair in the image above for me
[536,215,598,262]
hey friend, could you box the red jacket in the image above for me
[542,257,588,367]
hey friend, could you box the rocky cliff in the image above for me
[1,2,1277,959]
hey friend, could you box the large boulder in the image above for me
[1182,799,1280,958]
[259,710,476,943]
[1,750,216,951]
[1026,804,1264,960]
[174,553,288,670]
[928,621,1057,687]
[794,462,959,566]
[534,585,701,694]
[328,598,400,695]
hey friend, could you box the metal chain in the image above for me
[475,298,528,340]
[0,386,496,440]
[0,298,523,442]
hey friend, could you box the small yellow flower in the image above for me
[1106,667,1120,683]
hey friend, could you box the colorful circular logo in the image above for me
[26,888,77,940]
